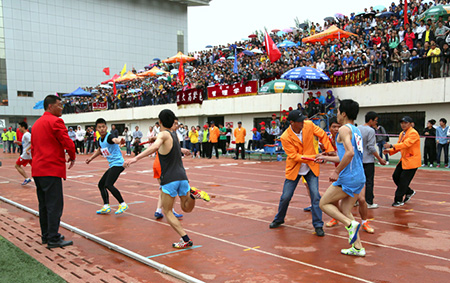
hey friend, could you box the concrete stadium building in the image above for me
[0,0,210,128]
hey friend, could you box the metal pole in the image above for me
[0,196,204,283]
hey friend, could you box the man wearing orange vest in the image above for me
[269,110,334,237]
[209,121,220,159]
[383,116,421,207]
[233,121,246,160]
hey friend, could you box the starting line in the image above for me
[147,245,202,259]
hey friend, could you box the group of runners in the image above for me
[14,95,420,255]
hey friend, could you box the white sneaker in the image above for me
[386,161,389,165]
[341,245,366,257]
[421,164,425,167]
[430,164,433,168]
[367,203,379,209]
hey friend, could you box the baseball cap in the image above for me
[271,121,276,124]
[203,124,208,128]
[272,113,276,116]
[252,127,257,131]
[237,121,242,124]
[400,116,413,123]
[259,121,265,125]
[261,127,266,130]
[3,128,6,132]
[287,110,306,122]
[210,120,215,124]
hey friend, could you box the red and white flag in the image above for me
[103,67,110,76]
[264,32,281,63]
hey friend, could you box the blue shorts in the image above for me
[161,180,190,197]
[332,181,365,198]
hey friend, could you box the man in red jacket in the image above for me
[31,95,76,249]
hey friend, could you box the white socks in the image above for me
[156,208,162,213]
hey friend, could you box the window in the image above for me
[17,91,33,97]
[378,111,425,134]
[177,30,184,53]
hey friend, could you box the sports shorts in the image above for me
[161,180,190,197]
[16,157,32,167]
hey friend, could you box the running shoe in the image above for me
[404,191,416,203]
[190,187,210,202]
[341,245,366,257]
[345,220,361,245]
[115,203,128,214]
[303,206,312,212]
[367,203,379,209]
[362,221,375,234]
[173,211,183,218]
[21,179,31,186]
[96,206,111,214]
[326,218,338,227]
[154,212,163,219]
[172,238,193,249]
[392,201,404,207]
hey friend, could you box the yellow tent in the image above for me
[114,71,137,82]
[162,51,196,63]
[137,66,168,77]
[302,25,357,45]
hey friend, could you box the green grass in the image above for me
[0,236,66,283]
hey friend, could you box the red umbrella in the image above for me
[271,29,280,33]
[248,34,257,38]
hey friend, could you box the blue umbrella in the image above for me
[377,11,398,18]
[373,5,386,12]
[281,67,330,81]
[276,31,286,37]
[227,56,235,60]
[243,50,254,56]
[33,100,44,109]
[205,45,213,48]
[153,58,161,61]
[277,40,296,48]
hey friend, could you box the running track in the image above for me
[0,151,449,282]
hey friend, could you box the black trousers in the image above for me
[98,166,125,205]
[202,142,210,158]
[34,176,64,242]
[392,162,417,203]
[210,142,219,158]
[218,140,227,155]
[235,143,245,159]
[424,141,436,165]
[363,163,375,205]
[76,140,85,154]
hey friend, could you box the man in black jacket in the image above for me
[423,119,436,167]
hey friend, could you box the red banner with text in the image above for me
[207,80,258,99]
[176,88,204,106]
[320,66,370,88]
[92,102,107,111]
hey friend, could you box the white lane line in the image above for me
[243,161,261,164]
[67,175,94,179]
[62,192,372,283]
[110,201,145,207]
[220,163,238,166]
[194,165,214,169]
[66,177,450,263]
[121,172,127,175]
[137,170,153,173]
[0,181,10,184]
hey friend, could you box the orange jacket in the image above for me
[281,121,334,180]
[209,126,220,143]
[388,127,421,169]
[234,127,246,143]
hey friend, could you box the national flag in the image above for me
[233,48,238,74]
[103,67,110,76]
[264,32,281,63]
[404,0,409,27]
[178,59,185,85]
[113,82,117,95]
[120,64,127,77]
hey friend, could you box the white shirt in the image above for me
[316,61,326,71]
[76,129,85,141]
[293,128,310,176]
[416,25,426,39]
[21,132,31,159]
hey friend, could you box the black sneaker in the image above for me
[392,201,404,207]
[404,191,416,203]
[315,227,325,237]
[269,220,284,229]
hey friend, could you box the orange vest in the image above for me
[389,127,421,169]
[209,126,220,143]
[234,127,246,143]
[281,121,334,180]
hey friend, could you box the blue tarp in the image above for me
[33,100,44,109]
[63,87,92,97]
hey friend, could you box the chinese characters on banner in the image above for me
[320,66,370,88]
[92,102,108,111]
[176,88,204,106]
[207,80,258,99]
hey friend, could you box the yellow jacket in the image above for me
[281,121,334,180]
[189,130,199,143]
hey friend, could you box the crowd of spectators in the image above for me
[63,0,450,114]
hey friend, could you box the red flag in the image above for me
[404,0,409,28]
[264,32,281,63]
[103,67,110,76]
[178,59,185,85]
[113,82,117,95]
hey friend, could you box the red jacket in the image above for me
[31,112,76,179]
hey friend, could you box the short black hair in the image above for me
[95,118,107,127]
[430,119,436,125]
[365,111,378,123]
[159,109,176,128]
[329,116,339,126]
[44,95,61,110]
[440,118,447,124]
[19,121,28,129]
[338,99,359,120]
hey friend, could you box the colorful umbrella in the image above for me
[248,34,257,38]
[334,13,345,19]
[243,50,254,56]
[251,48,263,54]
[373,5,386,12]
[302,25,357,45]
[283,28,293,33]
[281,67,330,81]
[259,79,303,94]
[227,56,235,60]
[161,52,195,63]
[271,29,280,33]
[418,5,450,22]
[277,40,296,48]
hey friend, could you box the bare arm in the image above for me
[86,148,102,164]
[329,126,354,182]
[124,132,166,167]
